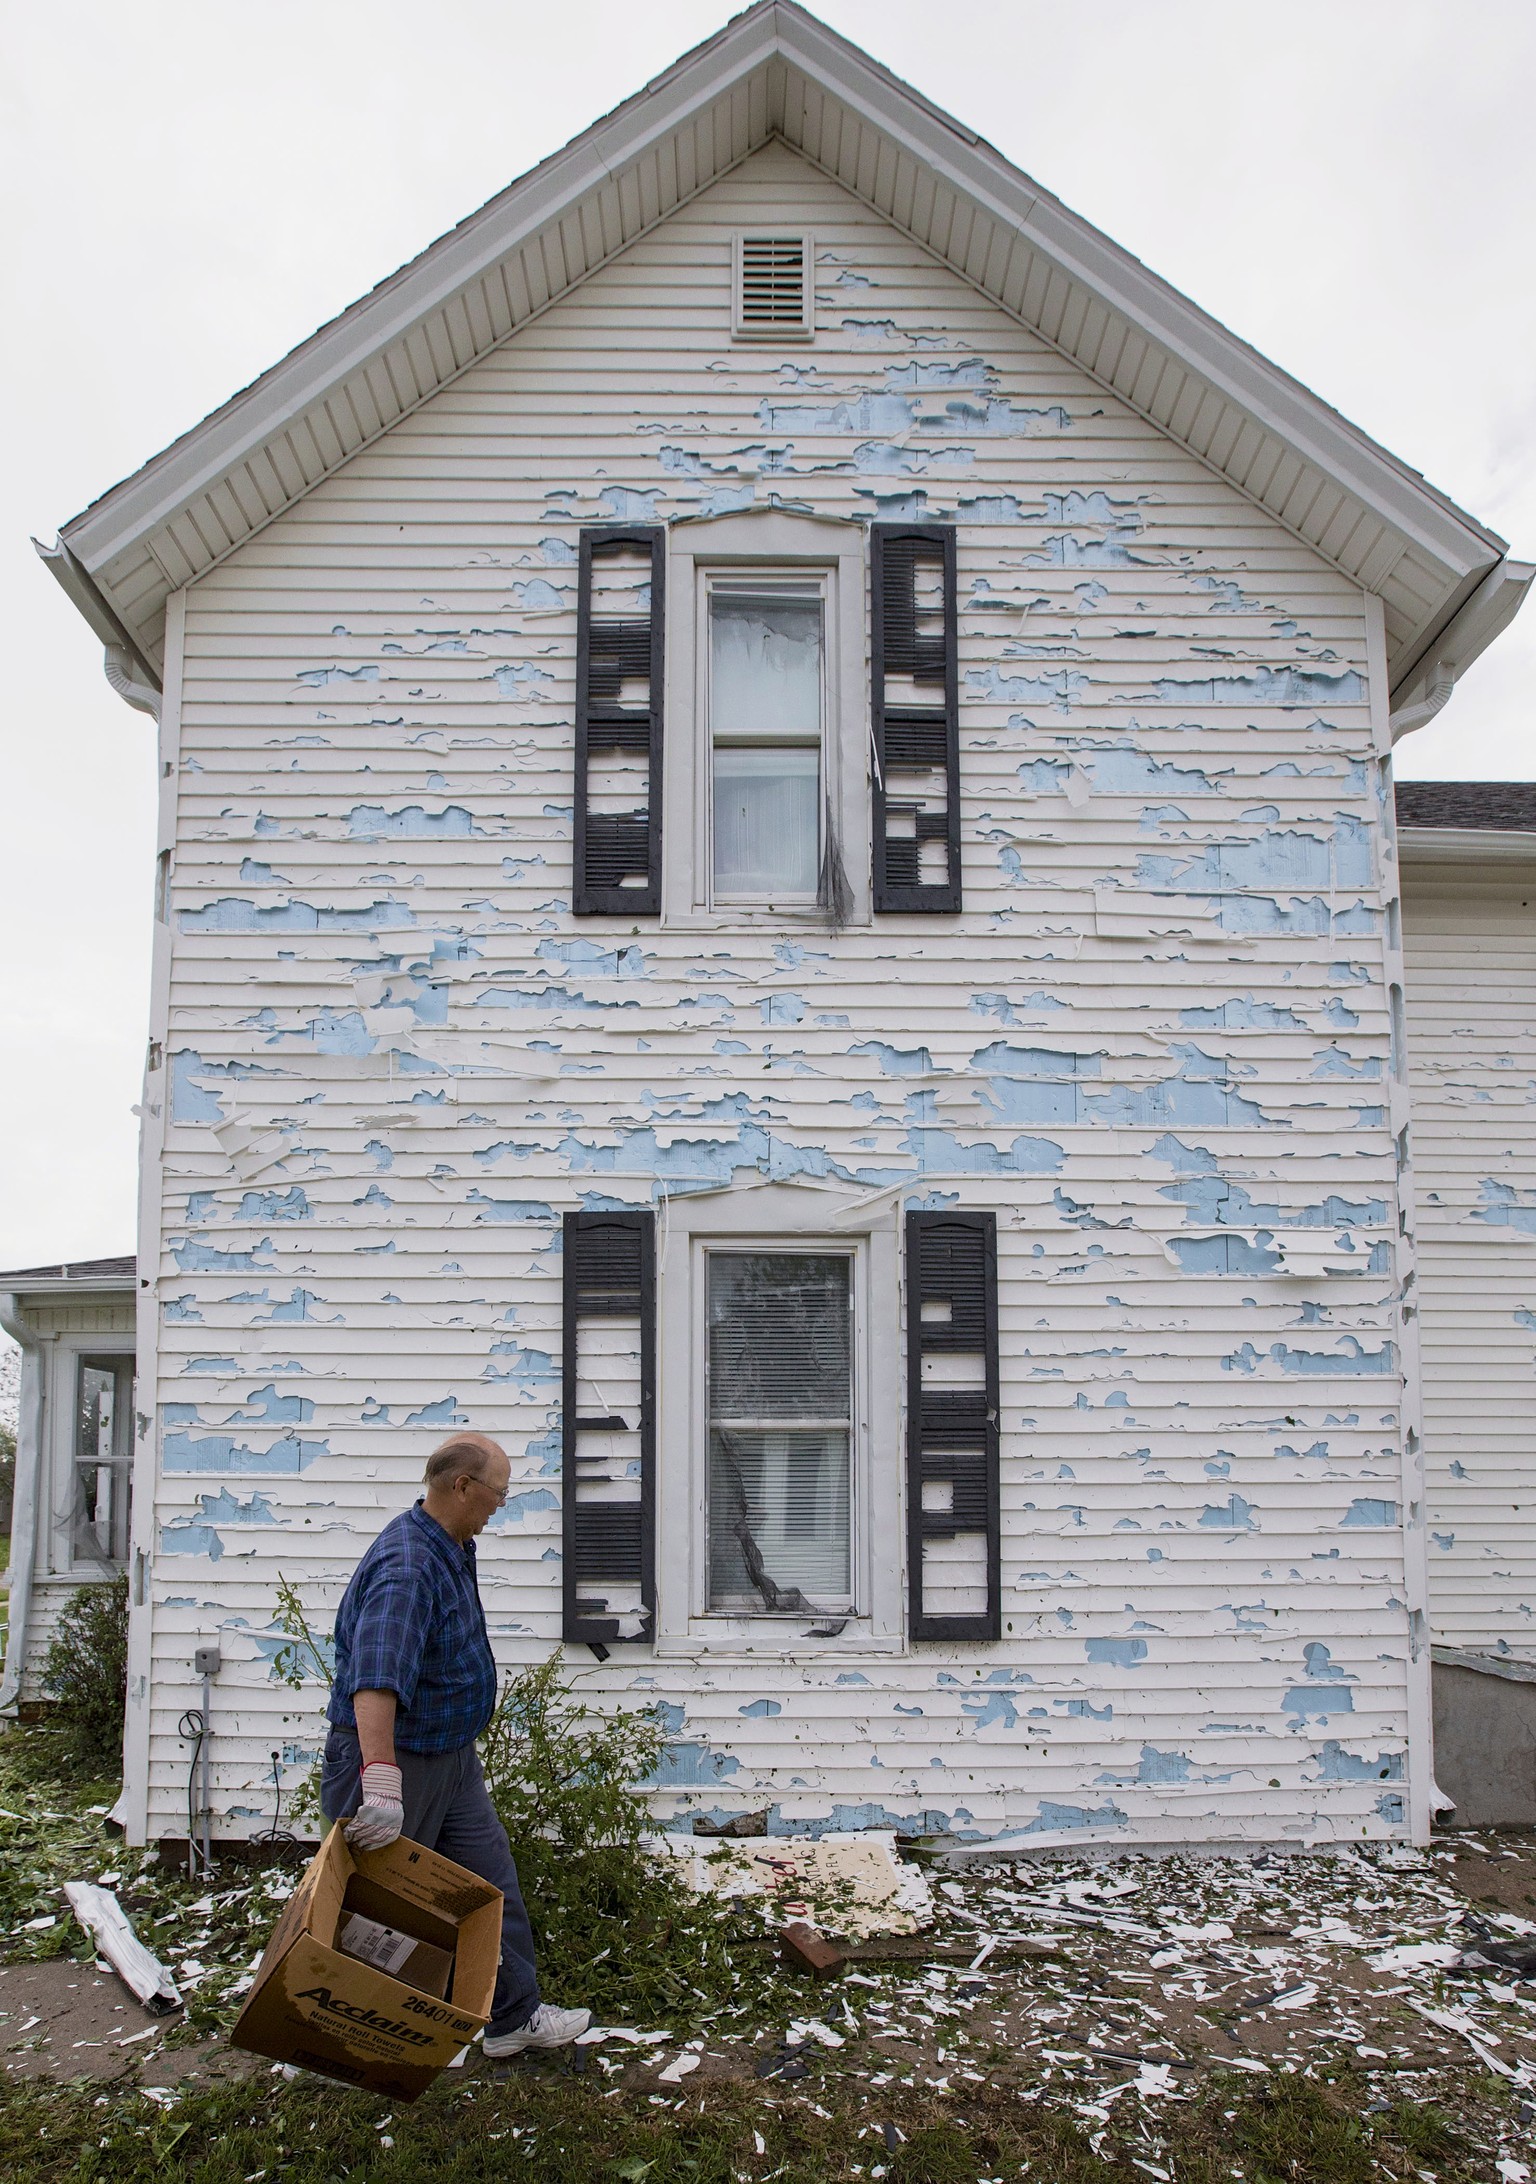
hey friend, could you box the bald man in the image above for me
[320,1432,589,2055]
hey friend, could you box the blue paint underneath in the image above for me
[163,1431,326,1475]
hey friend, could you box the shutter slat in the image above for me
[906,1211,999,1640]
[575,527,664,915]
[562,1210,656,1647]
[872,525,960,912]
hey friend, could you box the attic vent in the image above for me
[734,232,813,340]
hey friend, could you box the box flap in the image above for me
[352,1834,502,1922]
[448,1894,501,2017]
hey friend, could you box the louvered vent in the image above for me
[734,233,813,340]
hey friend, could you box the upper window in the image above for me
[655,510,871,926]
[69,1354,134,1567]
[707,579,826,907]
[733,233,813,340]
[706,1251,853,1615]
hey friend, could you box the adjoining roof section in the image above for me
[0,1254,137,1291]
[42,0,1528,716]
[1396,781,1536,833]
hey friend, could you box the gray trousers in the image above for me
[320,1727,540,2033]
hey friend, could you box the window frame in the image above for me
[704,570,829,911]
[702,1241,859,1618]
[653,1181,902,1658]
[661,511,871,928]
[48,1343,136,1576]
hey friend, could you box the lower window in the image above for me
[705,1250,853,1616]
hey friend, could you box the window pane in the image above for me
[708,1430,850,1609]
[707,1254,852,1612]
[77,1364,118,1462]
[710,593,821,738]
[712,745,820,895]
[709,1254,851,1418]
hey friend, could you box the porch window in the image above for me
[706,1250,853,1613]
[70,1355,134,1566]
[707,581,825,905]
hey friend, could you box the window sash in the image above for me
[703,1247,855,1616]
[704,573,827,906]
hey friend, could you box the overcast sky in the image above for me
[1,0,1532,1278]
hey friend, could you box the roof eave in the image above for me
[33,535,162,691]
[1388,557,1536,736]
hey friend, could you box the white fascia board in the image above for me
[5,1279,138,1297]
[59,0,1503,598]
[60,13,785,575]
[1397,826,1536,865]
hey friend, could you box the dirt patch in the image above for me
[1442,1828,1536,1917]
[0,1960,159,2079]
[0,1960,253,2091]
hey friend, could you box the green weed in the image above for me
[38,1575,128,1773]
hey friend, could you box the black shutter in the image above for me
[906,1211,999,1640]
[872,525,959,912]
[562,1210,655,1646]
[574,526,664,915]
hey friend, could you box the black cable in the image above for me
[252,1749,298,1850]
[178,1708,211,1877]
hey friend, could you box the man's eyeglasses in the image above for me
[463,1474,508,1506]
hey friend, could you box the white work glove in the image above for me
[345,1762,404,1850]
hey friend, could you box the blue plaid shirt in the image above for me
[328,1501,498,1754]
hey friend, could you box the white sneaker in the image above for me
[482,2003,592,2056]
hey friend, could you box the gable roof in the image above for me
[39,0,1529,728]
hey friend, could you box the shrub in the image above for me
[479,1659,777,2029]
[39,1573,129,1773]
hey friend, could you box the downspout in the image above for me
[103,645,162,721]
[0,1297,45,1713]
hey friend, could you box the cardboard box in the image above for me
[232,1824,502,2100]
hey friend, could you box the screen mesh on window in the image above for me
[707,1252,852,1614]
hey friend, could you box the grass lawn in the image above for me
[0,2044,1511,2183]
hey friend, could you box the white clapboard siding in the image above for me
[137,141,1413,1850]
[1402,851,1536,1664]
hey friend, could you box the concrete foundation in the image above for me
[1431,1649,1536,1827]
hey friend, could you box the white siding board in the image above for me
[140,142,1411,1851]
[1403,856,1536,1665]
